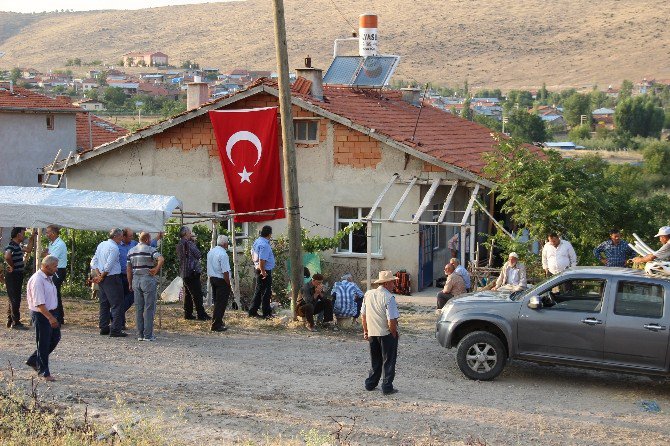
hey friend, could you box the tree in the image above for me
[589,88,607,110]
[460,98,473,121]
[615,96,665,138]
[10,67,21,82]
[474,114,502,132]
[620,79,634,101]
[562,93,591,127]
[507,109,547,143]
[505,90,534,109]
[102,87,127,108]
[642,140,670,177]
[73,58,82,66]
[537,83,549,104]
[568,124,591,141]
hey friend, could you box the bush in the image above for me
[568,124,591,140]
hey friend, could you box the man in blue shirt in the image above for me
[593,229,635,267]
[92,228,126,337]
[45,225,68,325]
[249,225,275,319]
[332,273,364,321]
[118,228,138,328]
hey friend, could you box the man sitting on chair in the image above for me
[297,273,334,332]
[332,273,364,322]
[492,252,527,291]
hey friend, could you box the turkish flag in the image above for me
[209,107,285,223]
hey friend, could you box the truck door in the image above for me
[518,277,607,361]
[603,280,669,370]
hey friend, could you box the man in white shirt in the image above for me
[25,256,61,381]
[493,252,527,291]
[45,225,67,325]
[207,235,231,332]
[542,232,577,276]
[91,228,126,337]
[362,271,400,396]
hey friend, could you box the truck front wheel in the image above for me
[456,331,506,381]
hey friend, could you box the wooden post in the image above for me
[229,219,242,309]
[273,0,303,319]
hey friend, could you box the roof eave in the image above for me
[0,107,80,114]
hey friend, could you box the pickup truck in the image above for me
[436,267,670,380]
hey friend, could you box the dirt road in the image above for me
[2,299,670,445]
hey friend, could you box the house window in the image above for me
[46,115,54,130]
[213,203,249,246]
[335,207,381,255]
[294,119,319,143]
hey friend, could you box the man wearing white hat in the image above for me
[492,252,527,291]
[633,226,670,264]
[362,271,400,396]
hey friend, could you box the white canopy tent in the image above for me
[0,186,182,232]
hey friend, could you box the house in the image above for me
[56,73,541,291]
[138,82,179,99]
[592,107,615,130]
[106,81,139,95]
[80,78,99,92]
[0,82,81,241]
[73,98,106,111]
[123,51,169,67]
[75,113,128,153]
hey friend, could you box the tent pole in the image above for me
[35,228,43,271]
[366,220,372,291]
[229,218,242,310]
[158,230,164,331]
[206,221,216,307]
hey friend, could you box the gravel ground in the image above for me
[2,297,670,445]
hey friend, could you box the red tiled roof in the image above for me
[0,83,82,112]
[256,78,535,175]
[138,82,174,96]
[76,113,129,152]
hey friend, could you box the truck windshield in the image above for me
[509,275,554,301]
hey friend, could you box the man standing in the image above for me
[176,226,210,321]
[332,273,364,322]
[542,232,577,277]
[437,263,467,309]
[127,232,164,341]
[207,235,231,332]
[92,228,127,337]
[492,252,527,291]
[594,229,635,267]
[118,228,138,328]
[45,225,67,325]
[4,227,36,329]
[297,273,335,332]
[25,256,61,381]
[633,226,670,264]
[249,225,275,319]
[449,258,471,291]
[362,271,400,396]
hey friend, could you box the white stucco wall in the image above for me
[0,112,76,187]
[65,120,480,290]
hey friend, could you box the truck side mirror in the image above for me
[528,295,542,310]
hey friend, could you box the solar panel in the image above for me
[323,55,400,87]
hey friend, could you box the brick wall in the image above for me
[422,162,446,172]
[333,123,381,168]
[153,92,327,154]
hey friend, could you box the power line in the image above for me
[328,0,355,30]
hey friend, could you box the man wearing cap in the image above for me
[362,271,400,396]
[593,229,636,267]
[207,235,231,332]
[633,226,670,264]
[492,252,527,291]
[127,232,164,341]
[249,225,275,319]
[297,273,334,332]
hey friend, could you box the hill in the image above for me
[0,0,669,90]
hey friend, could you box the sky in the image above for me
[0,0,230,13]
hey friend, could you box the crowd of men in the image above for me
[435,226,670,308]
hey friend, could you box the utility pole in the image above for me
[272,0,303,318]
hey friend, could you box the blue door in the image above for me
[418,225,434,291]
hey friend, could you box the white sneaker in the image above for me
[137,337,144,341]
[143,336,156,342]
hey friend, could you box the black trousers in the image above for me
[210,277,231,329]
[27,310,61,377]
[120,274,135,327]
[183,273,208,318]
[249,269,272,317]
[53,268,66,323]
[365,334,398,393]
[5,270,24,326]
[436,292,454,309]
[98,274,124,334]
[296,299,334,327]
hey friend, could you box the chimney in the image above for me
[401,87,422,107]
[296,60,324,101]
[186,81,209,110]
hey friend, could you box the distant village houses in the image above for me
[122,51,169,67]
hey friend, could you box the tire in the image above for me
[456,330,506,381]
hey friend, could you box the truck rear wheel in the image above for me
[456,330,506,381]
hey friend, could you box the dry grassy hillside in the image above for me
[0,0,669,90]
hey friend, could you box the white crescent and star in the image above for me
[225,130,263,183]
